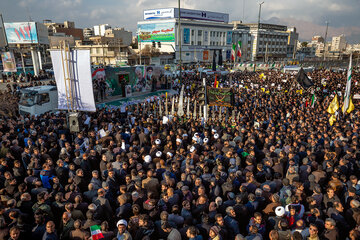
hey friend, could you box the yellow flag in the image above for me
[329,114,336,126]
[261,88,265,92]
[300,90,303,95]
[327,95,339,114]
[259,73,265,79]
[342,96,355,114]
[265,90,270,94]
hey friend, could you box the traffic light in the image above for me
[158,41,161,48]
[197,86,206,106]
[152,41,156,47]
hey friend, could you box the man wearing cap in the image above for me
[116,219,132,240]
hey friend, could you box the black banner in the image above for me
[296,68,314,89]
[207,87,234,107]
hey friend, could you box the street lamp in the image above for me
[178,0,182,84]
[254,1,264,63]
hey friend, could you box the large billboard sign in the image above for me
[138,22,175,42]
[144,8,229,23]
[1,52,17,72]
[4,22,38,44]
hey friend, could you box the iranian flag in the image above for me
[90,225,104,240]
[231,44,236,61]
[237,41,242,58]
[311,94,316,108]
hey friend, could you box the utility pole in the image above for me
[323,21,329,61]
[178,1,182,84]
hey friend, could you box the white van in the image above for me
[19,85,58,116]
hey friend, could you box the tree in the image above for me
[301,42,308,48]
[140,45,160,57]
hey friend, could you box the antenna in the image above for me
[26,7,33,22]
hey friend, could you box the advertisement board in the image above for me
[144,8,229,23]
[138,22,175,42]
[4,22,38,44]
[144,8,174,20]
[1,51,17,72]
[183,28,190,44]
[207,87,234,107]
[226,31,232,45]
[203,50,209,61]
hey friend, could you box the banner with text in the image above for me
[1,51,17,72]
[207,87,234,107]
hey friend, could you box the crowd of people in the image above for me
[0,66,359,240]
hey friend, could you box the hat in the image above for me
[183,133,188,137]
[192,136,198,141]
[210,226,221,235]
[144,155,152,163]
[275,206,285,217]
[167,152,173,157]
[203,138,209,143]
[214,133,219,139]
[156,151,162,157]
[190,146,196,153]
[155,139,161,145]
[212,129,217,133]
[176,138,182,143]
[117,219,128,227]
[194,133,199,137]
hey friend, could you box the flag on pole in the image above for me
[311,94,316,108]
[342,95,355,114]
[214,75,219,88]
[231,44,236,61]
[327,95,339,114]
[343,53,353,114]
[90,225,104,240]
[237,41,242,58]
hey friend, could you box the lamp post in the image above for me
[255,1,264,64]
[323,21,329,61]
[178,0,182,84]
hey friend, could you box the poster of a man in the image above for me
[134,66,146,92]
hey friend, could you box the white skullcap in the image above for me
[214,133,219,139]
[156,151,162,157]
[155,139,161,145]
[190,146,196,153]
[275,206,285,217]
[144,155,152,163]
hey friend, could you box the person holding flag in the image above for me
[214,75,219,88]
[327,94,340,126]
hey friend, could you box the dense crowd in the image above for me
[0,67,359,240]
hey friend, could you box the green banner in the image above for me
[207,87,234,107]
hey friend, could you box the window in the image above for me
[217,32,219,37]
[198,41,202,45]
[37,93,50,104]
[198,30,202,36]
[191,30,195,36]
[220,32,222,37]
[191,41,194,45]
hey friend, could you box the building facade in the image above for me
[83,28,94,38]
[331,34,346,51]
[245,23,289,62]
[138,8,234,64]
[43,20,83,40]
[286,27,299,58]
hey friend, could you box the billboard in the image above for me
[144,8,174,20]
[138,22,175,42]
[4,22,38,44]
[207,87,234,107]
[226,31,232,45]
[183,28,190,44]
[1,52,17,72]
[203,50,209,61]
[50,49,96,112]
[144,8,229,23]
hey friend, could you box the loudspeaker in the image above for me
[67,112,81,133]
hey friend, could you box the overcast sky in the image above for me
[1,0,360,43]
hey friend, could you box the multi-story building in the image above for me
[138,8,234,64]
[75,36,133,65]
[94,24,111,36]
[286,27,299,58]
[43,20,83,40]
[104,28,132,46]
[244,23,289,61]
[331,34,346,51]
[311,35,324,44]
